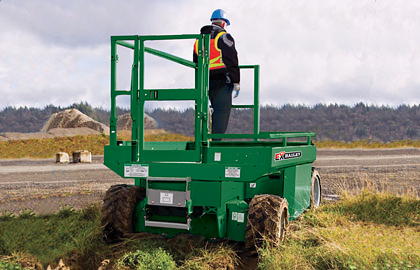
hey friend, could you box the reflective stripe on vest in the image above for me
[194,31,226,70]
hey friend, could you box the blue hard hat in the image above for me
[210,9,230,26]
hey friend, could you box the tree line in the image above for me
[0,102,418,142]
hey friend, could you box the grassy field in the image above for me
[0,133,193,159]
[258,191,419,270]
[314,139,420,149]
[0,191,418,270]
[0,133,418,269]
[0,133,418,159]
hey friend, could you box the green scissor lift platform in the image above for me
[101,34,321,253]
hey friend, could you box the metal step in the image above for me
[145,219,190,230]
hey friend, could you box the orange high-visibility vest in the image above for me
[194,31,226,70]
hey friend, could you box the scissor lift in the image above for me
[101,34,321,253]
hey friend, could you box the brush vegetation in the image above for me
[259,191,419,270]
[0,134,418,159]
[0,191,418,270]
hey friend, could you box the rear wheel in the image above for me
[310,169,322,208]
[245,194,289,256]
[101,184,145,243]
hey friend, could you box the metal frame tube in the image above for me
[109,34,315,155]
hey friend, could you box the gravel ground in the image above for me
[0,148,419,215]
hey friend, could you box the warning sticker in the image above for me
[225,167,240,178]
[237,213,245,223]
[214,152,221,161]
[232,212,238,221]
[160,192,173,205]
[124,164,149,177]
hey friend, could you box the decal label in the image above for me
[160,192,173,204]
[274,151,302,161]
[231,212,245,223]
[225,167,241,178]
[124,164,149,177]
[237,213,245,223]
[250,183,257,188]
[214,152,221,161]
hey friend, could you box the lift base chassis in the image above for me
[105,140,316,241]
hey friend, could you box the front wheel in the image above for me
[101,184,145,243]
[245,194,289,256]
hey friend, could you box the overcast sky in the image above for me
[0,0,419,110]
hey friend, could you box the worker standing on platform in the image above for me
[193,9,240,139]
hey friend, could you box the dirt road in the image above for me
[1,148,419,214]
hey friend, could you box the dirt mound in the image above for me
[42,109,109,134]
[117,113,157,130]
[0,110,160,142]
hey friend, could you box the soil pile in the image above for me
[0,110,160,142]
[41,109,109,134]
[117,113,157,130]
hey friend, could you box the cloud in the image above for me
[0,0,419,110]
[0,29,109,108]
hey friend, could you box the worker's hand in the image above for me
[233,83,240,98]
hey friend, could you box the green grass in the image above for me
[0,191,418,270]
[258,191,420,270]
[116,248,176,270]
[0,252,43,270]
[0,261,26,270]
[0,206,237,269]
[0,206,103,268]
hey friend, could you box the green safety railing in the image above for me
[109,34,315,161]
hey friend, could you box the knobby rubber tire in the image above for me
[101,184,145,243]
[245,194,289,256]
[310,169,322,209]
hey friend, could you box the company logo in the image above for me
[274,151,302,161]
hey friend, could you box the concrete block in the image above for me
[72,150,92,163]
[56,152,69,163]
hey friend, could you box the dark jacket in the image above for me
[193,25,240,83]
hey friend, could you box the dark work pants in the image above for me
[209,80,233,140]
